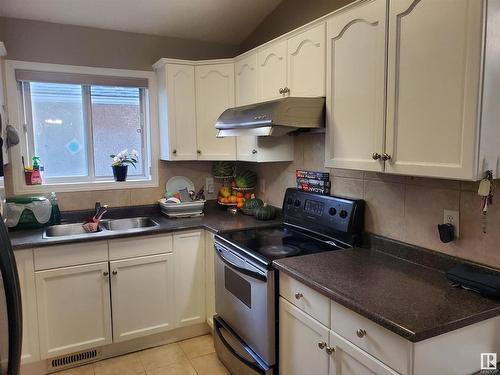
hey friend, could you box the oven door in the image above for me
[214,242,275,366]
[214,316,272,375]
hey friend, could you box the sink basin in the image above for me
[101,217,159,231]
[43,223,102,238]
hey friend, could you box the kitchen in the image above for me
[0,0,500,374]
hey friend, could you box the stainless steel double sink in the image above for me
[43,217,159,239]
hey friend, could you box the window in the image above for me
[20,80,149,183]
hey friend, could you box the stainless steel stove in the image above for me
[213,188,365,374]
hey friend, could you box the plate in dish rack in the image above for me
[166,176,195,193]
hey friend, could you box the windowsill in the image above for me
[13,178,158,195]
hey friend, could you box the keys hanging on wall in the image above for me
[478,170,495,233]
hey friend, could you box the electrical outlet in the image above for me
[443,209,459,238]
[260,178,266,193]
[205,177,214,194]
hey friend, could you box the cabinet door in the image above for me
[173,230,205,327]
[15,250,39,364]
[235,53,259,161]
[385,0,483,179]
[279,298,329,375]
[205,231,216,329]
[195,63,236,160]
[329,331,398,375]
[166,64,197,160]
[35,262,112,359]
[110,253,174,342]
[287,23,326,97]
[325,0,387,172]
[0,56,9,165]
[258,40,287,101]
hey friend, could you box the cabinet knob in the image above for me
[252,149,258,154]
[372,152,381,160]
[325,346,336,355]
[103,271,109,277]
[294,292,303,300]
[318,342,327,349]
[356,328,366,338]
[112,270,118,276]
[172,149,177,154]
[197,150,202,155]
[381,153,391,161]
[282,87,290,94]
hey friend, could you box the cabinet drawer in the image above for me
[109,234,173,260]
[330,300,411,375]
[34,241,108,270]
[279,273,330,327]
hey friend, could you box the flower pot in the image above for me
[112,165,128,182]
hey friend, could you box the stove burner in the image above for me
[259,245,301,258]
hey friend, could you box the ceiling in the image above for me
[0,0,283,45]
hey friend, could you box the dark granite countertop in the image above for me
[9,201,282,250]
[273,237,500,343]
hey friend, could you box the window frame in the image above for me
[4,60,159,194]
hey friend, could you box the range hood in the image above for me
[215,97,325,137]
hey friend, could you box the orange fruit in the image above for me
[237,201,244,208]
[229,195,237,203]
[236,192,244,198]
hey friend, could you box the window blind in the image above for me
[15,69,148,88]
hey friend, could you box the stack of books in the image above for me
[296,170,331,195]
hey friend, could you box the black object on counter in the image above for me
[437,223,454,243]
[447,264,500,299]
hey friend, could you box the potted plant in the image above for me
[110,149,138,182]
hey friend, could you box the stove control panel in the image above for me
[283,188,364,235]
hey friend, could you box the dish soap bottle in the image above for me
[49,192,61,225]
[31,156,43,185]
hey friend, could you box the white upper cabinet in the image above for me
[195,63,236,160]
[235,53,258,106]
[258,40,288,101]
[158,63,197,161]
[325,0,387,172]
[385,0,483,179]
[287,23,326,97]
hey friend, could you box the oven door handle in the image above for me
[215,246,267,282]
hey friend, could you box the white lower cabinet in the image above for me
[15,249,40,364]
[205,231,216,329]
[279,298,330,375]
[329,331,398,375]
[35,262,112,359]
[173,230,206,327]
[110,253,174,342]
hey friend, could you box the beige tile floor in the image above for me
[56,335,229,375]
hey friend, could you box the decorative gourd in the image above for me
[242,198,263,215]
[254,204,276,221]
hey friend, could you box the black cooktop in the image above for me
[220,225,349,262]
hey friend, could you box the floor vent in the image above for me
[48,349,101,371]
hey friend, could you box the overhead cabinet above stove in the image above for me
[325,0,500,180]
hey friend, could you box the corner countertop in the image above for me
[9,201,282,250]
[273,242,500,342]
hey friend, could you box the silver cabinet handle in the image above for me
[372,152,381,160]
[103,271,109,277]
[381,153,391,161]
[356,328,366,338]
[252,149,258,154]
[279,88,284,94]
[172,149,177,154]
[197,150,201,155]
[282,87,290,94]
[325,346,336,355]
[318,342,327,349]
[294,292,303,300]
[112,270,118,276]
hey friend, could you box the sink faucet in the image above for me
[94,202,108,220]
